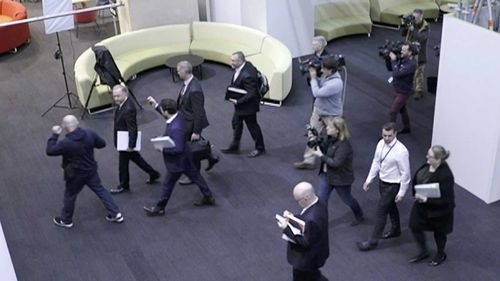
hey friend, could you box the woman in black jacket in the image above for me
[408,145,455,266]
[312,117,364,226]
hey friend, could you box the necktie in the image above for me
[177,84,186,106]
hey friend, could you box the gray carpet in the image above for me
[1,3,499,281]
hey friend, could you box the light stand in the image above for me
[41,32,79,117]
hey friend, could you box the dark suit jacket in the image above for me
[113,98,137,148]
[283,200,330,271]
[230,61,260,115]
[177,77,209,135]
[319,137,354,186]
[161,113,195,173]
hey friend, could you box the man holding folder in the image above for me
[143,98,215,216]
[277,182,330,281]
[111,85,160,194]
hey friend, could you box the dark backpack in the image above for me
[257,71,269,99]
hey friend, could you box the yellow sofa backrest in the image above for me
[315,0,370,23]
[191,21,266,54]
[99,24,191,56]
[373,0,436,11]
[260,36,291,72]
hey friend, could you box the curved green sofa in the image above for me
[370,0,440,26]
[315,0,372,41]
[74,22,292,111]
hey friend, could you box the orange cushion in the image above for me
[0,15,13,23]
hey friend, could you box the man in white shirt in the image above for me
[357,122,411,251]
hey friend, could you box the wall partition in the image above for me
[433,14,500,203]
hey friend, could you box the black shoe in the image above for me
[382,230,401,239]
[398,128,411,134]
[357,241,378,251]
[205,156,219,171]
[53,217,73,229]
[350,216,365,226]
[178,177,193,185]
[143,206,165,216]
[110,186,129,194]
[429,253,447,266]
[408,252,430,263]
[193,196,215,206]
[105,212,124,223]
[247,149,265,158]
[146,173,160,184]
[221,147,239,154]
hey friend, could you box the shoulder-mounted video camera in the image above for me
[298,54,346,77]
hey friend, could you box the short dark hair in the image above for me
[413,9,424,15]
[322,56,339,72]
[232,51,246,62]
[382,122,396,132]
[402,41,416,54]
[159,98,177,115]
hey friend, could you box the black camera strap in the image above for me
[379,141,397,164]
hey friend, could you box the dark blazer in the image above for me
[177,77,209,135]
[409,162,455,233]
[230,61,260,115]
[319,138,354,186]
[113,98,137,148]
[161,113,195,173]
[284,200,330,271]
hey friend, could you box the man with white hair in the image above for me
[277,182,330,281]
[46,115,123,228]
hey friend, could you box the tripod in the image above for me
[42,32,79,117]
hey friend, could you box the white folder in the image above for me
[150,136,175,148]
[117,131,141,151]
[415,183,441,198]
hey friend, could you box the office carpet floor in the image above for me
[1,3,499,281]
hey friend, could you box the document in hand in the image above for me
[225,87,247,100]
[150,136,175,149]
[117,131,141,151]
[276,213,306,243]
[415,183,441,198]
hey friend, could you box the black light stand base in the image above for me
[41,31,81,117]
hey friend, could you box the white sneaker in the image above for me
[53,217,73,228]
[105,212,124,223]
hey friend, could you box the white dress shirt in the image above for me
[365,138,411,197]
[301,197,319,215]
[233,62,246,82]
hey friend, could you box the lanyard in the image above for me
[379,141,397,164]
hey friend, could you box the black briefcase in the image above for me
[188,138,211,160]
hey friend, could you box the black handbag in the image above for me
[188,138,211,160]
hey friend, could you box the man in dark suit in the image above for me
[143,98,215,216]
[277,182,330,281]
[46,115,123,228]
[175,60,219,185]
[110,85,160,194]
[221,51,265,158]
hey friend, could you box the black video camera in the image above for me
[305,124,326,149]
[378,40,405,60]
[298,54,346,77]
[401,14,415,26]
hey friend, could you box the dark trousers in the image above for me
[156,169,212,208]
[412,229,448,254]
[293,268,328,281]
[231,113,265,151]
[370,181,401,243]
[119,151,158,189]
[389,92,411,129]
[62,170,120,223]
[317,173,363,219]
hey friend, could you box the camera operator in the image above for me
[401,9,430,100]
[388,43,417,134]
[294,56,344,170]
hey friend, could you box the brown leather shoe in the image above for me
[294,161,316,170]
